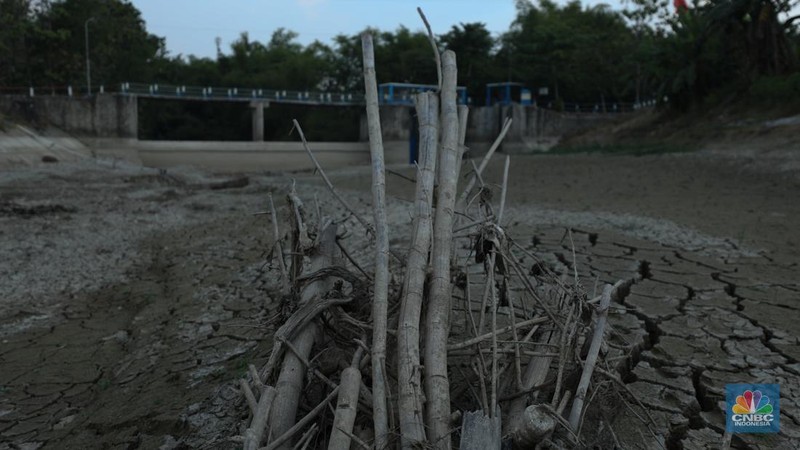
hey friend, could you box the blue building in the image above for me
[378,82,468,105]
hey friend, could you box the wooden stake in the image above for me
[360,32,390,450]
[327,366,363,450]
[459,408,502,450]
[397,92,438,448]
[425,49,459,450]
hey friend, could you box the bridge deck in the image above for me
[121,82,367,106]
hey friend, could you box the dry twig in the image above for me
[293,119,374,236]
[416,7,442,91]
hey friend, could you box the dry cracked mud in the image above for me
[1,150,798,449]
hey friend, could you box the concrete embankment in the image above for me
[0,125,92,167]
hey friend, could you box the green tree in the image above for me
[26,0,164,89]
[440,22,496,102]
[501,0,637,106]
[0,0,35,86]
[375,26,438,85]
[214,29,333,90]
[642,0,799,109]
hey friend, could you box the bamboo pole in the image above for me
[397,92,438,448]
[424,49,459,450]
[360,32,390,450]
[265,387,341,450]
[268,324,318,449]
[568,283,615,431]
[328,358,363,450]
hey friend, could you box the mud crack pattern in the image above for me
[2,153,799,449]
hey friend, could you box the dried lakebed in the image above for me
[1,152,798,449]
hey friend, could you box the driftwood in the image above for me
[269,223,339,449]
[233,8,635,450]
[512,404,556,447]
[459,408,501,450]
[396,91,438,448]
[568,282,617,432]
[327,349,364,450]
[424,49,460,450]
[243,383,276,450]
[360,31,391,450]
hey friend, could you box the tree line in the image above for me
[1,0,798,111]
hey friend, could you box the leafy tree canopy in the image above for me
[1,0,799,108]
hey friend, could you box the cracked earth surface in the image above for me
[1,151,798,449]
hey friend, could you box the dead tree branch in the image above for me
[360,31,390,450]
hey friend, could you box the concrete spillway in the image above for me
[0,125,92,167]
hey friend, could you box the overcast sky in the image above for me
[132,0,622,59]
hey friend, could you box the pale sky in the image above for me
[132,0,622,59]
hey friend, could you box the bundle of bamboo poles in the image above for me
[234,10,629,450]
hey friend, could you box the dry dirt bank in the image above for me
[0,148,798,449]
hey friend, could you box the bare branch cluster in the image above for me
[232,9,636,450]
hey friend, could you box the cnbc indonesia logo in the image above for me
[726,384,780,433]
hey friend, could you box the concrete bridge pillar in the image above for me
[250,101,268,141]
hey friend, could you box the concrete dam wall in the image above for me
[1,94,626,171]
[0,95,138,139]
